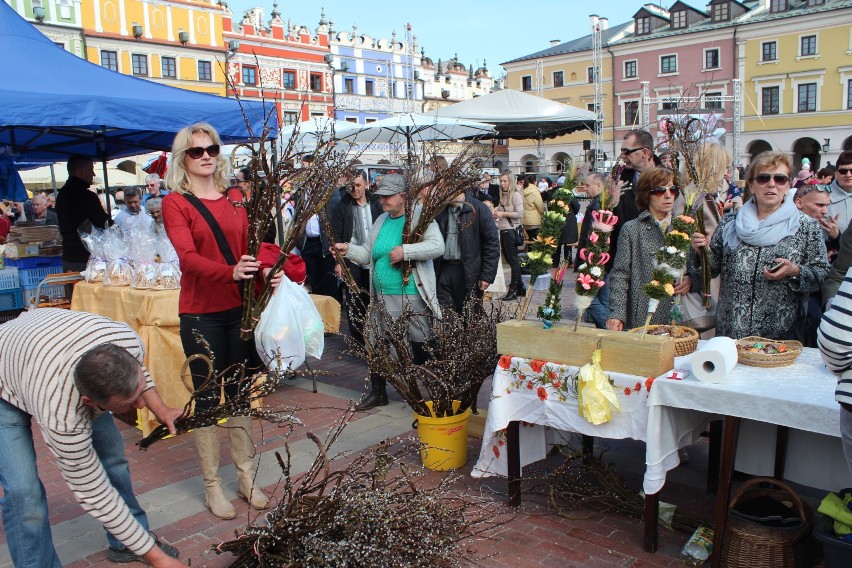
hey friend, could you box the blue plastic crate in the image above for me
[19,266,63,288]
[0,287,24,311]
[22,284,65,308]
[0,268,19,289]
[4,256,62,270]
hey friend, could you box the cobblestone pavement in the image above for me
[0,277,742,567]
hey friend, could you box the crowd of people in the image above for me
[3,121,852,566]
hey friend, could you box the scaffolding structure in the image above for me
[641,79,743,165]
[590,15,605,171]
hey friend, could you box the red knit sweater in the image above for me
[162,189,247,314]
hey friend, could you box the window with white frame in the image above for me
[131,54,148,76]
[671,11,687,29]
[800,35,817,57]
[660,54,677,74]
[587,67,595,84]
[770,0,788,12]
[762,87,779,115]
[101,50,118,71]
[761,41,777,62]
[283,70,295,89]
[281,111,298,126]
[553,71,564,87]
[624,101,639,126]
[521,76,532,91]
[848,79,852,110]
[662,98,678,110]
[705,48,720,70]
[705,91,723,110]
[635,16,650,35]
[624,60,637,79]
[797,83,817,112]
[197,61,212,82]
[161,56,176,79]
[242,66,256,86]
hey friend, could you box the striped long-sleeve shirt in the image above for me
[818,266,852,407]
[0,309,156,556]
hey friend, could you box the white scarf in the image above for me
[722,194,800,249]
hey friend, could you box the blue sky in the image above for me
[227,0,658,73]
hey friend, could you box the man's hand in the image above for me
[388,246,405,264]
[140,388,185,436]
[332,242,349,256]
[479,280,490,291]
[819,214,840,240]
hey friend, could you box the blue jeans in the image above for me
[585,272,611,329]
[0,399,149,566]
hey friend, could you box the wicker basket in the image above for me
[628,325,699,356]
[736,336,802,368]
[720,477,811,568]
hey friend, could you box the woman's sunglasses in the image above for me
[649,185,679,196]
[753,173,789,185]
[185,144,220,159]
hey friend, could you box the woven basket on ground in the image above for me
[720,477,811,568]
[736,336,802,368]
[628,325,699,356]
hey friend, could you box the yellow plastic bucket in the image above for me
[415,400,471,471]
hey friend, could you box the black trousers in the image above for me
[437,262,483,315]
[344,267,372,346]
[179,306,248,412]
[499,229,524,290]
[302,237,340,301]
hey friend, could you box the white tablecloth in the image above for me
[472,355,652,477]
[643,344,851,495]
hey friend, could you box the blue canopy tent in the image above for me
[0,1,276,200]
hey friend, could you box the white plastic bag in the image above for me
[254,275,324,371]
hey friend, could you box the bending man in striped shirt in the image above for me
[818,266,852,476]
[0,309,187,567]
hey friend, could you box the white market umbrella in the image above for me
[278,116,353,155]
[335,113,494,164]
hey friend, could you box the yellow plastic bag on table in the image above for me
[577,348,620,425]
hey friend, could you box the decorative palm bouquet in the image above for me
[640,215,696,336]
[573,208,617,331]
[537,264,568,328]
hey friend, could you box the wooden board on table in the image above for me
[497,320,676,378]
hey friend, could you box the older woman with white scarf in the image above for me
[690,151,829,340]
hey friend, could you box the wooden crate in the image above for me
[497,320,675,378]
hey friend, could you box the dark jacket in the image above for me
[559,196,581,245]
[331,192,383,278]
[56,176,112,263]
[434,195,500,290]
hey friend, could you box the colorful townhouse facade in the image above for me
[78,0,227,96]
[502,0,852,173]
[5,0,86,57]
[222,6,333,127]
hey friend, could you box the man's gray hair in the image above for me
[585,172,606,185]
[145,173,161,184]
[74,344,142,404]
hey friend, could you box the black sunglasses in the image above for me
[185,144,220,159]
[649,185,679,196]
[620,147,646,155]
[837,167,852,176]
[753,173,789,185]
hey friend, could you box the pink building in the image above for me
[610,1,747,154]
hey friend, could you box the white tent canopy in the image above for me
[423,89,596,140]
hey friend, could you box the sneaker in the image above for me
[106,532,179,564]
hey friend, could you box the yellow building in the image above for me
[80,0,227,96]
[501,18,632,175]
[739,0,852,167]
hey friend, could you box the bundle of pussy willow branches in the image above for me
[215,406,505,567]
[547,440,701,533]
[346,296,514,418]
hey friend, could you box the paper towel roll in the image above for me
[691,336,738,383]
